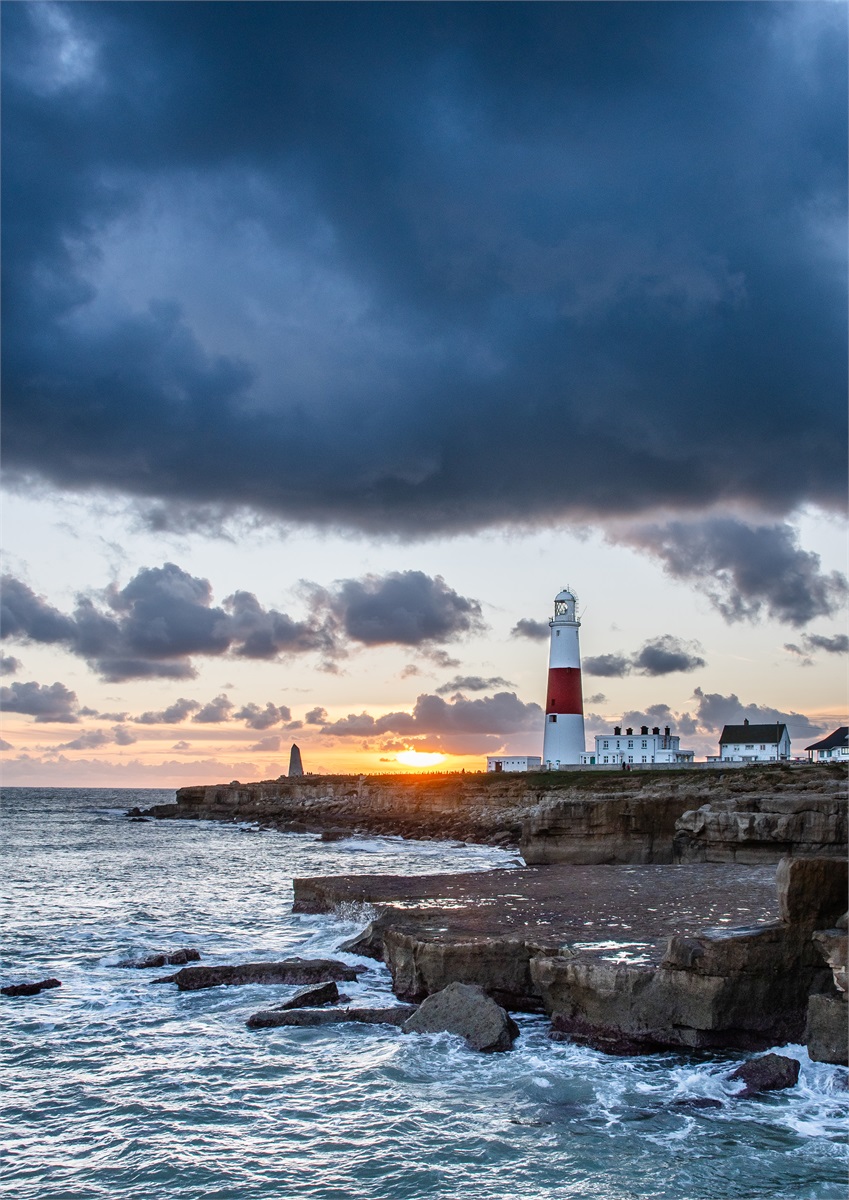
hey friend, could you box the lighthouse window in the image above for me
[556,630,560,636]
[548,714,557,723]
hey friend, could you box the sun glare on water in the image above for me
[395,750,445,768]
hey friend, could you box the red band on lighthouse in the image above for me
[545,667,583,715]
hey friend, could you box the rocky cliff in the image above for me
[145,764,847,863]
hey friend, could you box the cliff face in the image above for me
[145,764,847,861]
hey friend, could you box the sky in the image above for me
[1,1,847,786]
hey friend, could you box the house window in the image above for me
[760,745,765,750]
[745,744,753,749]
[628,755,633,763]
[603,756,608,764]
[602,740,608,749]
[641,756,647,763]
[641,740,647,748]
[627,740,633,748]
[616,741,620,749]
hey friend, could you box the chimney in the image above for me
[625,727,633,736]
[744,718,749,726]
[652,727,660,735]
[614,726,621,735]
[641,726,648,735]
[664,726,670,737]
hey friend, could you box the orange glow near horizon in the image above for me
[394,750,446,768]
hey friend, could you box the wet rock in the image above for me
[776,857,848,926]
[247,1004,417,1029]
[669,1097,723,1110]
[337,914,393,961]
[128,817,151,823]
[118,948,201,969]
[319,828,350,842]
[164,958,366,991]
[806,994,849,1065]
[2,978,62,997]
[273,981,340,1010]
[727,1053,800,1097]
[402,981,519,1052]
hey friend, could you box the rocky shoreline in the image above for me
[135,765,848,1065]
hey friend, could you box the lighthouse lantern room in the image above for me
[542,587,586,768]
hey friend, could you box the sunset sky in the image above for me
[2,2,846,786]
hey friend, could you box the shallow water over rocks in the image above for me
[2,788,846,1200]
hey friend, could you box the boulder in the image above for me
[2,978,61,997]
[247,1004,417,1029]
[776,857,848,926]
[402,981,519,1052]
[727,1053,800,1097]
[806,994,849,1065]
[337,917,388,960]
[273,981,340,1010]
[118,948,200,969]
[161,958,366,991]
[319,828,350,842]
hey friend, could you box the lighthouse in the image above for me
[542,588,586,767]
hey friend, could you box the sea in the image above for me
[1,787,846,1200]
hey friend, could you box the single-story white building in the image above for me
[580,724,694,766]
[804,727,848,763]
[708,720,791,762]
[486,755,542,773]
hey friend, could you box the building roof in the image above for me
[804,727,848,752]
[719,722,788,744]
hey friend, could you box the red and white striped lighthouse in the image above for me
[542,588,586,767]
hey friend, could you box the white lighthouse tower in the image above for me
[542,588,586,768]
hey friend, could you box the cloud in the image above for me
[803,632,849,655]
[0,656,22,675]
[692,687,824,739]
[4,4,844,539]
[133,697,201,724]
[234,701,292,730]
[616,519,848,628]
[191,694,233,723]
[585,693,607,705]
[51,729,113,751]
[331,572,484,646]
[0,739,13,751]
[172,740,191,750]
[619,704,699,737]
[320,690,543,755]
[435,675,515,695]
[0,680,79,722]
[511,619,549,641]
[1,564,483,680]
[250,734,282,752]
[112,725,137,745]
[585,636,705,677]
[304,707,328,725]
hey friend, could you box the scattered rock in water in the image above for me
[128,817,151,823]
[160,958,366,992]
[402,982,519,1052]
[319,828,350,843]
[2,978,62,997]
[272,981,341,1010]
[247,1004,417,1029]
[118,948,201,969]
[728,1053,800,1098]
[669,1097,723,1111]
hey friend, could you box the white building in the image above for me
[542,588,586,767]
[709,720,791,762]
[804,727,848,763]
[580,724,695,766]
[486,755,542,773]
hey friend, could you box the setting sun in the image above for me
[395,750,446,768]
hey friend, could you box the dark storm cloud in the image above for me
[331,572,483,646]
[619,704,699,737]
[0,680,79,722]
[584,637,704,678]
[1,564,480,680]
[319,690,542,743]
[692,688,823,740]
[0,656,21,674]
[3,4,845,543]
[617,519,848,628]
[435,675,515,695]
[511,620,549,642]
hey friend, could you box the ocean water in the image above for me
[1,788,846,1200]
